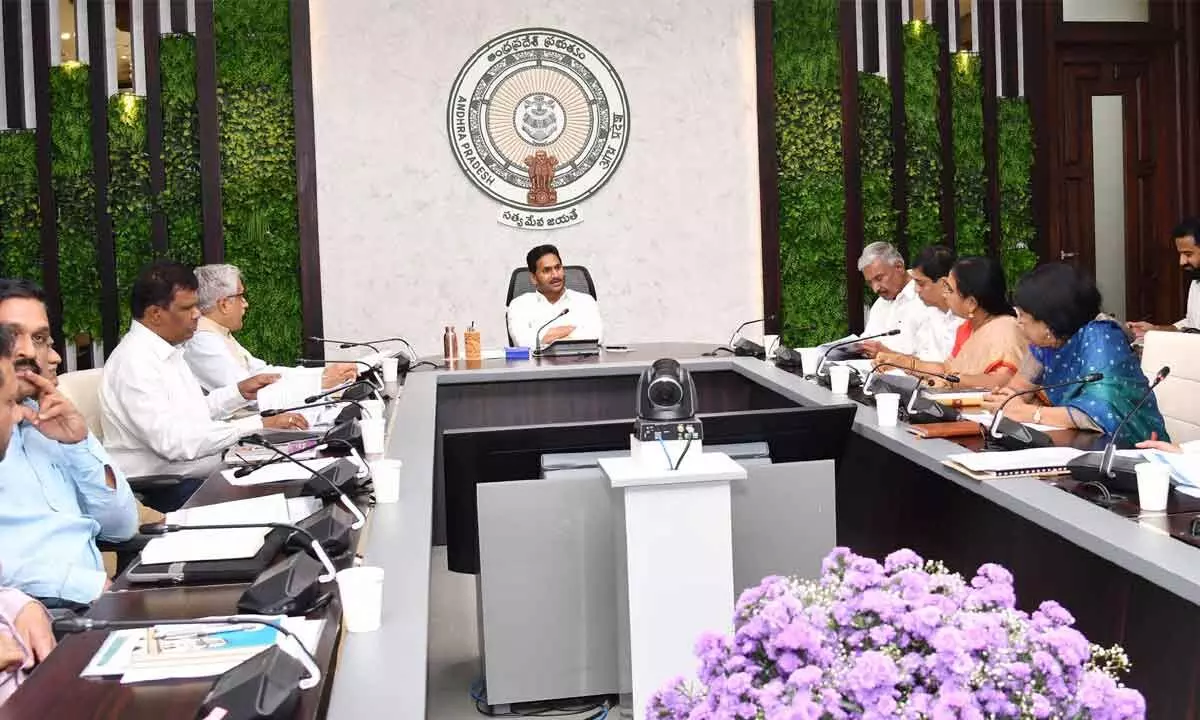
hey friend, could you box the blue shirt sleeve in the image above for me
[57,433,138,542]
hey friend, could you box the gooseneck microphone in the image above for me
[533,308,570,356]
[242,435,367,530]
[813,329,901,378]
[308,336,380,353]
[862,363,961,393]
[336,336,417,360]
[260,399,367,419]
[52,614,322,691]
[301,379,379,405]
[139,521,338,582]
[1067,366,1170,494]
[988,372,1104,439]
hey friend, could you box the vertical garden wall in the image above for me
[0,2,301,364]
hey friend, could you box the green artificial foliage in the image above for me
[215,0,301,364]
[951,53,987,258]
[0,131,42,282]
[160,35,202,266]
[859,73,895,248]
[998,98,1039,284]
[108,93,154,331]
[50,63,102,341]
[775,0,846,347]
[903,21,943,254]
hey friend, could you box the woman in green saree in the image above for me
[982,263,1168,446]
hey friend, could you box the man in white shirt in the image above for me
[858,241,938,358]
[100,261,308,479]
[1128,217,1200,338]
[506,244,603,348]
[908,245,965,361]
[184,264,357,392]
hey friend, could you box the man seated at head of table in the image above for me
[874,256,1027,390]
[983,263,1168,446]
[506,244,603,349]
[100,260,310,481]
[184,263,357,392]
[1127,216,1200,339]
[0,282,137,609]
[857,241,956,361]
[0,327,56,702]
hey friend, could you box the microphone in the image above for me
[297,357,379,376]
[863,363,963,424]
[139,521,338,582]
[533,308,570,356]
[813,329,901,378]
[242,435,367,530]
[260,399,368,419]
[863,363,961,393]
[302,379,379,404]
[987,372,1104,450]
[52,615,322,702]
[336,336,417,360]
[308,335,379,353]
[1067,366,1170,494]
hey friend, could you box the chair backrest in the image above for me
[1141,331,1200,444]
[56,368,106,442]
[505,265,597,306]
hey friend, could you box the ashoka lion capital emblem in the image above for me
[446,28,630,213]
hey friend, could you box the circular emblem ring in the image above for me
[447,28,630,211]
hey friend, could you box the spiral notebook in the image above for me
[943,447,1087,480]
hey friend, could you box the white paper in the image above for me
[221,452,368,487]
[287,496,324,523]
[1141,450,1200,489]
[82,617,324,683]
[140,494,291,565]
[960,411,1063,433]
[946,447,1087,473]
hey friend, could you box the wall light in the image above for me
[60,32,73,40]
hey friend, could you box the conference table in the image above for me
[7,343,1200,718]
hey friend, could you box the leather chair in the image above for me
[1141,330,1200,444]
[505,265,598,344]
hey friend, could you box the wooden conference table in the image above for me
[8,344,1200,718]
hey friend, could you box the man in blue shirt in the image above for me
[0,279,137,607]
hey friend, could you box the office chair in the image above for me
[505,266,598,344]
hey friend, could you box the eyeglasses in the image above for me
[225,293,248,304]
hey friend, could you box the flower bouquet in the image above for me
[649,547,1145,719]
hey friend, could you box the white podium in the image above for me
[600,446,745,720]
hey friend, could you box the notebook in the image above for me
[943,447,1087,479]
[925,390,988,407]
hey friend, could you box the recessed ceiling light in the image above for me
[60,32,72,39]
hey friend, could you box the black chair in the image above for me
[505,266,598,345]
[505,265,597,306]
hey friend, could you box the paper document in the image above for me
[947,447,1086,474]
[221,452,368,487]
[139,494,290,565]
[1141,450,1200,491]
[960,410,1063,433]
[286,496,323,523]
[255,369,323,412]
[926,390,988,406]
[81,616,324,684]
[828,359,875,376]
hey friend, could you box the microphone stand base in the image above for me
[1066,452,1140,495]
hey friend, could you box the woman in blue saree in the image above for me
[982,263,1168,446]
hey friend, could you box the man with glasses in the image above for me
[0,279,137,608]
[184,264,356,392]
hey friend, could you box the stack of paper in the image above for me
[139,494,291,565]
[944,447,1087,479]
[80,616,324,684]
[256,368,324,411]
[1142,451,1200,497]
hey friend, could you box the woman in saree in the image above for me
[982,263,1168,446]
[875,256,1028,390]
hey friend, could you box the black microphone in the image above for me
[863,362,961,392]
[52,615,322,710]
[336,336,417,359]
[533,308,570,355]
[302,379,379,404]
[813,329,902,377]
[260,399,367,419]
[986,372,1104,450]
[296,357,378,376]
[863,363,963,424]
[308,335,380,353]
[242,435,367,530]
[1067,366,1170,494]
[140,521,338,581]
